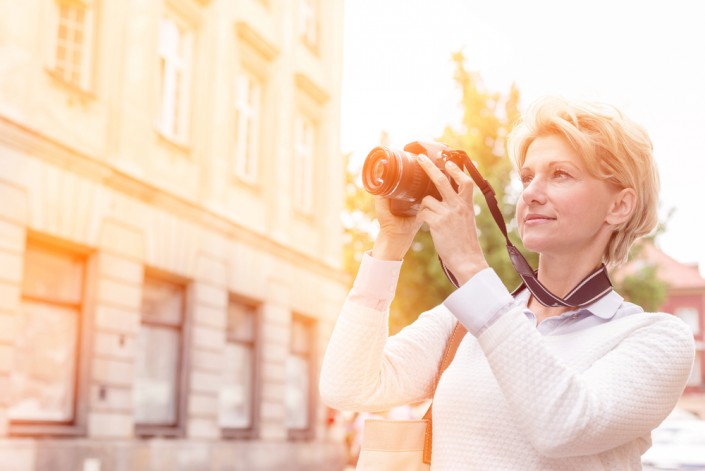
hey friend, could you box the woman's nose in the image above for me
[522,177,547,205]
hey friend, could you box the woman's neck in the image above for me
[529,252,604,324]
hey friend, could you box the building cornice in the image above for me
[294,72,330,104]
[235,21,279,61]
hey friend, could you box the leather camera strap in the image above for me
[439,149,613,308]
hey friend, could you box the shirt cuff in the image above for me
[347,251,403,311]
[443,268,516,336]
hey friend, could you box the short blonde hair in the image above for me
[507,96,660,267]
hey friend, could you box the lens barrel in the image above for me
[361,147,401,196]
[361,146,433,204]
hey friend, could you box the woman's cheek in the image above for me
[515,206,524,238]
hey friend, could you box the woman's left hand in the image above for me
[417,154,489,285]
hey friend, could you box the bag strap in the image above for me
[421,321,467,464]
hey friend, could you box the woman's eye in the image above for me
[553,169,570,179]
[520,175,533,186]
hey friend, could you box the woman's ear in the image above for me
[606,188,636,226]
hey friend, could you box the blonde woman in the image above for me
[320,97,695,469]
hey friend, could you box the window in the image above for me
[134,273,186,435]
[688,351,703,387]
[293,115,316,215]
[157,16,193,144]
[299,0,319,50]
[10,241,88,435]
[233,72,263,183]
[49,0,96,91]
[676,307,701,335]
[220,299,259,437]
[286,315,315,438]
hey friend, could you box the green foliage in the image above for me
[342,152,377,277]
[439,51,536,292]
[610,236,670,312]
[615,263,667,312]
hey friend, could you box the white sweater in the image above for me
[320,284,694,469]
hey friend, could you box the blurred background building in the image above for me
[0,0,347,470]
[618,242,705,417]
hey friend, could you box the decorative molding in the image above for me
[166,0,205,26]
[235,21,279,61]
[294,72,329,105]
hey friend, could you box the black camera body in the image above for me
[362,141,464,217]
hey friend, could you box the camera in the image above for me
[361,141,465,217]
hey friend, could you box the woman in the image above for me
[319,97,695,469]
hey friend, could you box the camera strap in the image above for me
[441,150,613,308]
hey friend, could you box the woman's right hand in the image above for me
[371,196,424,261]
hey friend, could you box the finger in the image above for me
[416,200,442,227]
[445,160,472,185]
[374,195,392,214]
[445,160,475,201]
[417,154,458,202]
[418,194,444,214]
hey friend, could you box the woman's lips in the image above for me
[524,214,555,225]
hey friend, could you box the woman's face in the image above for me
[516,134,620,258]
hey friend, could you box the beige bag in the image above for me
[355,418,431,470]
[355,322,467,470]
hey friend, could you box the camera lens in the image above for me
[362,146,433,202]
[362,147,401,195]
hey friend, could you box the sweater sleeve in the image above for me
[475,306,695,458]
[319,296,457,412]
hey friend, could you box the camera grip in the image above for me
[390,199,421,217]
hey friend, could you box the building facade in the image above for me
[0,0,348,469]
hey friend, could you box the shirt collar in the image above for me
[514,286,624,320]
[581,289,624,319]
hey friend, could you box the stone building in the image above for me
[0,0,348,469]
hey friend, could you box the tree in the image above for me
[438,51,534,290]
[610,213,672,312]
[616,263,666,312]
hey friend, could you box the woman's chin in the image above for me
[519,237,547,254]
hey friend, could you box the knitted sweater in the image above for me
[320,292,694,469]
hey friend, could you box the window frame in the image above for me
[286,313,316,440]
[133,268,191,438]
[156,14,195,146]
[298,0,319,52]
[9,236,94,438]
[232,21,277,190]
[220,296,261,439]
[232,69,264,185]
[688,349,703,387]
[46,0,98,92]
[675,306,701,335]
[292,114,317,216]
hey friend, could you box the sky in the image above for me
[340,0,705,276]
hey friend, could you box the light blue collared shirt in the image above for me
[444,267,645,336]
[512,284,643,335]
